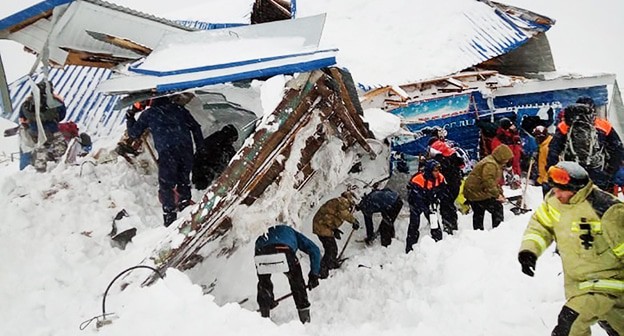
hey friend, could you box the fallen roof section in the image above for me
[298,0,554,87]
[97,14,336,94]
[0,0,194,67]
[140,67,374,286]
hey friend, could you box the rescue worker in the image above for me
[491,117,523,180]
[255,225,321,323]
[464,144,514,230]
[406,159,446,253]
[126,94,203,227]
[428,131,465,234]
[518,161,624,336]
[356,185,403,247]
[547,97,624,192]
[532,125,553,196]
[192,124,238,190]
[19,81,68,172]
[312,191,360,278]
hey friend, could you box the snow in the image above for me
[0,0,41,21]
[1,1,623,336]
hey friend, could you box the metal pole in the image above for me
[0,53,13,117]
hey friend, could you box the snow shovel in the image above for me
[337,228,356,261]
[510,158,533,215]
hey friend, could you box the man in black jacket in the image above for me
[126,95,203,227]
[192,124,238,190]
[547,98,623,191]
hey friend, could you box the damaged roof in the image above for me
[296,0,555,87]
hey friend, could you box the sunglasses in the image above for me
[548,166,571,185]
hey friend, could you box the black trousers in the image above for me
[318,235,339,278]
[379,198,403,247]
[256,245,309,311]
[470,198,504,230]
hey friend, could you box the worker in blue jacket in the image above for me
[255,225,321,323]
[126,94,203,227]
[356,185,403,247]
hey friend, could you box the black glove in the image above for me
[333,229,343,240]
[518,251,537,277]
[308,273,319,289]
[352,219,360,230]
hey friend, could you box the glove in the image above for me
[352,220,360,230]
[333,229,343,240]
[518,251,537,277]
[308,273,319,289]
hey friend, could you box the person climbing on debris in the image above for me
[406,159,446,253]
[192,124,239,190]
[126,94,203,227]
[18,81,67,172]
[518,161,624,336]
[547,97,624,192]
[356,184,403,247]
[428,127,465,234]
[463,144,513,231]
[532,125,553,196]
[312,191,360,278]
[254,224,321,323]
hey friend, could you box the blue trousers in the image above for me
[158,148,193,213]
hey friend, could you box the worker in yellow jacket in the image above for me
[532,125,553,196]
[518,161,624,336]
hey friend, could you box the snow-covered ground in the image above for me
[0,117,617,336]
[1,1,623,336]
[0,139,616,336]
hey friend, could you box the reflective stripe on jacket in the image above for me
[519,182,624,298]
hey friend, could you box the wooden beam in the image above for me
[8,10,52,33]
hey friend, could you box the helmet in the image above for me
[548,161,589,191]
[498,117,513,130]
[532,125,548,139]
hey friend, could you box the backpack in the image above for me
[562,104,606,169]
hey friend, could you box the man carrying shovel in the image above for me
[313,191,360,279]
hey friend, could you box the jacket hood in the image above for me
[491,145,513,164]
[423,159,440,180]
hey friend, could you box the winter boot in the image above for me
[178,199,194,212]
[259,307,270,318]
[163,212,177,227]
[297,307,311,324]
[431,228,443,242]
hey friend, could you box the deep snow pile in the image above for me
[0,122,612,335]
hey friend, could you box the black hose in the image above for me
[80,265,164,330]
[101,265,164,317]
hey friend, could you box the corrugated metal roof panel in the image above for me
[1,0,194,33]
[5,65,125,136]
[0,0,72,31]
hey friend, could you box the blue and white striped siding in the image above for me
[6,65,125,136]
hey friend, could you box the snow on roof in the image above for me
[0,0,72,31]
[0,0,194,32]
[295,0,554,87]
[97,14,336,93]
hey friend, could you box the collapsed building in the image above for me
[0,0,622,297]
